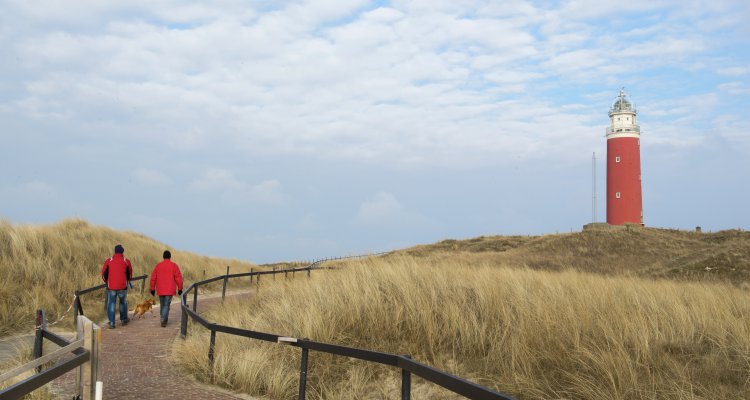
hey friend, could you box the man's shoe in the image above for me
[109,324,115,329]
[161,321,167,327]
[122,318,130,326]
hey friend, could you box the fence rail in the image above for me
[0,338,84,383]
[180,256,515,400]
[73,274,148,324]
[0,310,99,400]
[1,252,514,400]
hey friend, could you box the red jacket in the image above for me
[150,259,184,296]
[101,254,133,290]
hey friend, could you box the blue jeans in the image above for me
[159,295,172,322]
[107,290,128,326]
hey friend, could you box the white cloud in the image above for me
[189,168,242,192]
[295,0,371,22]
[619,37,706,60]
[131,168,171,186]
[189,168,284,206]
[1,0,749,263]
[713,115,750,152]
[356,192,403,224]
[2,0,749,169]
[717,66,750,76]
[243,180,284,205]
[362,7,405,23]
[17,181,57,197]
[354,191,435,233]
[127,213,179,238]
[0,181,59,209]
[718,81,750,96]
[241,232,340,261]
[296,214,321,231]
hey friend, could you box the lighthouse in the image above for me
[606,88,643,225]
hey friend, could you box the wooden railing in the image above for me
[0,310,101,400]
[180,258,515,400]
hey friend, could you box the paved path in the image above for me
[49,292,259,399]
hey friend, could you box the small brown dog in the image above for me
[132,298,156,319]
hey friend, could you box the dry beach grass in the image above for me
[174,255,750,399]
[0,341,55,399]
[0,218,256,336]
[2,219,749,399]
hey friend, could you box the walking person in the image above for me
[101,244,133,329]
[150,250,184,327]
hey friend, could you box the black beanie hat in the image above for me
[114,244,125,254]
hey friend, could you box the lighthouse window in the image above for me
[616,192,621,199]
[615,156,621,163]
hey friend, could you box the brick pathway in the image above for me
[50,293,258,399]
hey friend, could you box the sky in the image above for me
[1,0,749,263]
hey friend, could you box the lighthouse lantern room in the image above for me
[606,88,643,225]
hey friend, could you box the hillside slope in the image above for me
[399,226,750,285]
[0,218,256,336]
[179,256,750,399]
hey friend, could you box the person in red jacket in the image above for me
[150,250,184,327]
[101,244,133,329]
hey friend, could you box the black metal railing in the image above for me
[180,259,515,400]
[0,310,89,400]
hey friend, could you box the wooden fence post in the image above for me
[401,355,412,400]
[73,293,82,325]
[208,329,217,381]
[180,305,188,338]
[91,322,101,398]
[298,347,309,400]
[32,309,45,373]
[222,266,229,301]
[77,315,100,400]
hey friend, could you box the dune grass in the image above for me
[174,256,750,399]
[0,341,55,400]
[0,218,256,336]
[402,227,750,285]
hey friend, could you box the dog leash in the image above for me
[35,294,78,329]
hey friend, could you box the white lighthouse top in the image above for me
[606,87,640,138]
[609,87,636,115]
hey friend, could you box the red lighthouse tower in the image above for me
[606,88,643,225]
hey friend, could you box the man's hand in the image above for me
[150,290,155,296]
[178,289,183,295]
